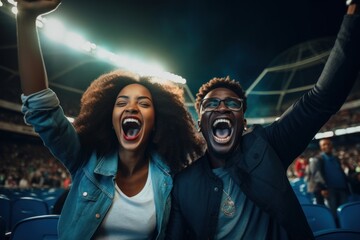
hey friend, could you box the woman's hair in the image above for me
[195,76,247,116]
[74,70,204,173]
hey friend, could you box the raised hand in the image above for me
[16,0,61,19]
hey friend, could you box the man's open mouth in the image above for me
[122,117,142,140]
[212,118,232,143]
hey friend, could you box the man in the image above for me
[307,139,350,217]
[166,2,359,240]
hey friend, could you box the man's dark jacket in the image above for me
[166,15,360,240]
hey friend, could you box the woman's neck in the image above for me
[118,150,148,177]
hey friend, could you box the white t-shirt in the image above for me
[94,166,156,240]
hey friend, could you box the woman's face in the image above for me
[112,83,155,152]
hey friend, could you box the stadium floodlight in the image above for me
[64,32,86,50]
[314,131,334,140]
[43,18,66,42]
[7,0,16,6]
[335,126,360,136]
[3,1,187,85]
[11,5,16,14]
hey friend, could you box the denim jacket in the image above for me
[21,89,173,240]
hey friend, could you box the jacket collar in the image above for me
[93,150,118,176]
[150,151,171,176]
[92,150,171,176]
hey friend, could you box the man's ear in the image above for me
[243,118,247,131]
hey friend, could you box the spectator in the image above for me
[307,138,350,218]
[294,155,309,179]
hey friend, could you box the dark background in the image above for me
[0,0,355,119]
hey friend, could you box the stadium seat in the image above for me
[43,196,58,213]
[11,197,49,230]
[10,215,59,240]
[314,228,360,240]
[0,195,11,232]
[337,201,360,231]
[301,204,337,233]
[0,216,6,240]
[296,194,312,204]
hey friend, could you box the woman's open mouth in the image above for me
[122,117,142,141]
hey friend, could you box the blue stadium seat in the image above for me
[314,229,360,240]
[0,216,6,240]
[10,215,59,240]
[11,197,49,230]
[301,204,337,233]
[0,195,11,232]
[337,201,360,231]
[296,194,312,204]
[43,196,58,213]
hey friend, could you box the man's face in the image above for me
[319,139,333,154]
[198,87,244,158]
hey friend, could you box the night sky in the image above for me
[0,0,351,118]
[54,0,346,92]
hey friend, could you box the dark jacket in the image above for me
[166,15,360,240]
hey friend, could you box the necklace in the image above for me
[221,178,236,217]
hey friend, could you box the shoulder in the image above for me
[173,156,206,183]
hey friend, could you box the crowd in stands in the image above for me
[0,81,359,193]
[0,140,71,189]
[288,142,360,196]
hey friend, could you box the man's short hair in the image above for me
[195,76,247,115]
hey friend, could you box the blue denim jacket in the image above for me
[21,89,172,240]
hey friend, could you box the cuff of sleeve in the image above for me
[21,88,60,114]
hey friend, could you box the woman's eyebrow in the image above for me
[116,95,152,101]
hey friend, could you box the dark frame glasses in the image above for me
[200,97,244,112]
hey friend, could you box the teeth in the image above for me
[213,119,231,128]
[123,118,140,125]
[214,135,231,143]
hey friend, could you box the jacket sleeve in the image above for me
[265,15,360,168]
[21,88,83,175]
[165,181,186,239]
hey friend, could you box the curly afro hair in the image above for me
[74,70,204,173]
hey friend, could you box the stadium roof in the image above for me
[1,0,358,123]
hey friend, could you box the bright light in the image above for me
[0,2,4,7]
[335,126,360,135]
[7,0,16,6]
[4,5,186,84]
[11,6,17,14]
[43,18,66,42]
[64,32,86,50]
[96,47,114,60]
[314,131,334,139]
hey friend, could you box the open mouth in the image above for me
[212,118,232,143]
[122,117,142,140]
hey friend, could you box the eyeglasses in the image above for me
[200,97,244,112]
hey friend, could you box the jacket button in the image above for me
[214,187,219,192]
[83,192,88,197]
[95,213,101,219]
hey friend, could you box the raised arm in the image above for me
[265,3,360,167]
[16,0,61,95]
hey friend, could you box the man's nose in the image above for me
[215,101,230,112]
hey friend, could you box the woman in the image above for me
[17,0,203,239]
